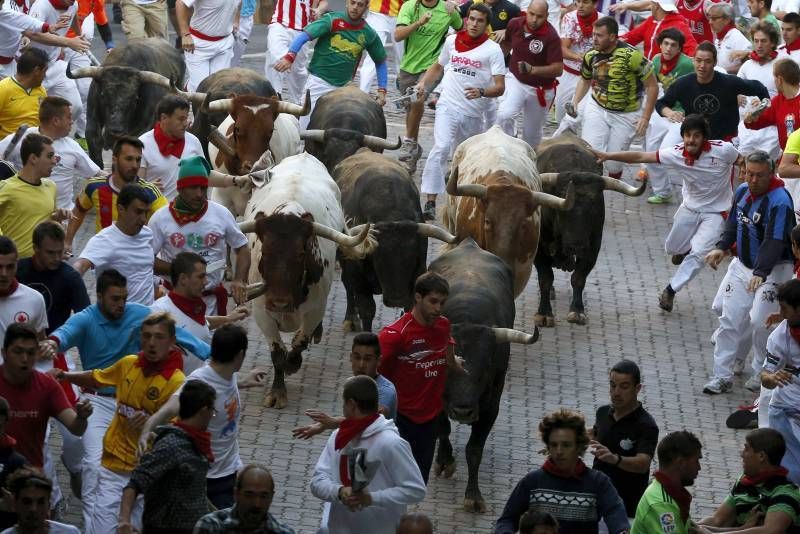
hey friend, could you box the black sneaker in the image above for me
[423,200,436,221]
[658,288,674,312]
[671,253,688,265]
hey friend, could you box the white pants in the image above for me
[665,206,725,292]
[63,50,92,138]
[265,23,311,105]
[554,70,579,124]
[91,466,143,533]
[738,115,781,161]
[358,12,403,93]
[42,417,85,508]
[712,258,794,381]
[231,15,254,67]
[495,75,554,149]
[581,97,640,175]
[0,62,15,78]
[185,34,235,92]
[300,74,338,129]
[80,394,116,532]
[420,103,484,195]
[646,116,680,197]
[42,59,84,136]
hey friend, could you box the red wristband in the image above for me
[283,52,296,63]
[377,88,387,93]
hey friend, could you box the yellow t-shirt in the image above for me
[0,175,56,258]
[92,355,185,473]
[0,77,46,137]
[784,129,800,157]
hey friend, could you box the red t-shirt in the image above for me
[0,367,71,467]
[379,312,453,424]
[747,92,800,152]
[677,0,714,46]
[503,17,562,87]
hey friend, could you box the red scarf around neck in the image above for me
[785,38,800,53]
[168,291,206,326]
[454,29,489,52]
[542,458,587,480]
[524,19,550,38]
[746,176,785,202]
[659,53,680,75]
[135,349,184,379]
[790,326,800,346]
[749,50,778,64]
[335,413,379,451]
[173,420,214,462]
[168,198,209,226]
[654,470,692,522]
[0,435,17,450]
[716,22,736,41]
[0,279,19,298]
[682,140,712,166]
[153,122,185,159]
[577,11,598,38]
[739,466,789,487]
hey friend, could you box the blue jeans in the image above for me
[769,405,800,485]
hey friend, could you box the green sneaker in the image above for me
[647,193,672,205]
[74,135,89,152]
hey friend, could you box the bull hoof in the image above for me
[566,311,587,325]
[464,497,487,514]
[285,353,303,375]
[264,389,288,409]
[311,323,323,344]
[533,314,555,327]
[342,320,354,333]
[434,461,456,479]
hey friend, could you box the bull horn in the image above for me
[138,70,172,89]
[275,89,311,116]
[300,129,326,143]
[361,135,402,151]
[66,62,103,79]
[313,222,371,248]
[208,129,236,158]
[208,99,234,112]
[532,181,575,211]
[416,223,458,243]
[245,282,267,302]
[602,176,647,196]
[492,326,539,344]
[169,78,207,108]
[539,172,559,185]
[445,165,488,199]
[239,221,257,233]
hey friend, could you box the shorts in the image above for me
[397,69,423,94]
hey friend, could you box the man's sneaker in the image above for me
[671,253,688,265]
[647,193,672,205]
[703,377,733,395]
[74,134,89,152]
[726,402,759,429]
[422,200,436,221]
[744,374,762,392]
[658,288,674,312]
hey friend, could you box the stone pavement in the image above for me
[51,17,754,532]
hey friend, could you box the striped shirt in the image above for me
[75,176,167,233]
[723,472,800,530]
[271,0,311,31]
[369,0,402,17]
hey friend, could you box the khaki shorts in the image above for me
[397,69,423,94]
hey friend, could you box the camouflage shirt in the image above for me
[193,505,296,534]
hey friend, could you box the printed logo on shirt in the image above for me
[169,232,224,250]
[619,438,635,451]
[452,55,483,69]
[118,403,145,419]
[659,512,676,532]
[146,386,160,400]
[499,9,508,19]
[220,394,238,437]
[529,39,543,54]
[10,410,39,418]
[13,311,29,323]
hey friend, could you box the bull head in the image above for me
[300,129,402,151]
[446,167,576,211]
[66,61,172,89]
[240,218,372,249]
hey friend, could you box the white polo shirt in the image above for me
[714,27,752,74]
[28,0,77,62]
[181,0,238,38]
[0,282,47,344]
[139,129,204,201]
[738,57,778,97]
[0,9,47,58]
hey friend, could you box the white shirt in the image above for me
[772,0,800,14]
[151,294,211,374]
[738,57,778,97]
[79,224,156,305]
[715,27,752,74]
[28,0,76,62]
[778,43,800,64]
[437,34,506,118]
[1,521,79,534]
[0,9,46,58]
[271,0,312,31]
[149,201,248,291]
[763,320,800,411]
[0,282,47,344]
[656,140,739,213]
[139,129,204,201]
[176,365,243,478]
[180,0,239,37]
[0,127,100,209]
[560,10,602,73]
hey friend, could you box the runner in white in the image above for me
[556,0,602,123]
[779,13,800,64]
[708,2,752,74]
[358,0,405,93]
[263,0,314,102]
[177,0,240,92]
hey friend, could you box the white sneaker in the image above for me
[703,377,733,395]
[744,374,761,392]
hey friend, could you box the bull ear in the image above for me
[301,212,314,223]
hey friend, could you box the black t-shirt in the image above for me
[459,0,520,32]
[592,404,659,517]
[16,258,90,333]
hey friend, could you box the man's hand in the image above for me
[417,11,432,26]
[491,29,506,42]
[117,522,137,534]
[705,249,726,270]
[128,412,149,432]
[305,409,339,429]
[464,87,482,100]
[226,304,250,323]
[444,0,458,13]
[666,110,684,123]
[609,2,628,13]
[239,368,268,389]
[730,50,751,63]
[591,148,609,163]
[589,440,618,464]
[274,57,293,72]
[39,340,58,361]
[747,275,764,293]
[66,36,90,53]
[564,101,577,118]
[181,34,195,53]
[742,505,765,528]
[344,490,373,511]
[137,431,156,458]
[231,281,247,305]
[413,81,426,99]
[53,14,71,31]
[762,370,794,389]
[75,399,93,420]
[766,311,783,327]
[292,422,325,440]
[634,116,649,137]
[46,367,64,380]
[51,208,73,222]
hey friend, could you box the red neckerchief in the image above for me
[48,0,67,8]
[659,53,680,75]
[153,122,185,159]
[790,326,800,346]
[541,458,587,480]
[716,22,736,41]
[0,279,19,298]
[335,413,379,451]
[0,435,17,450]
[739,466,789,487]
[524,19,550,38]
[331,17,365,31]
[654,470,692,522]
[454,29,490,52]
[682,140,711,166]
[168,291,206,325]
[784,38,800,53]
[168,198,208,226]
[749,50,778,64]
[173,420,214,462]
[577,10,598,37]
[745,176,785,202]
[134,349,184,379]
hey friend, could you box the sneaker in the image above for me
[726,403,759,429]
[51,498,68,521]
[422,200,436,221]
[658,288,674,312]
[703,377,733,395]
[647,193,673,205]
[744,374,762,392]
[671,253,687,265]
[398,138,422,163]
[74,134,88,152]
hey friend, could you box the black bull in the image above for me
[429,239,538,513]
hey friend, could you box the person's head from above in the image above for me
[777,279,800,328]
[773,58,800,94]
[38,96,73,140]
[96,269,128,321]
[139,312,176,364]
[116,184,152,236]
[747,0,770,18]
[519,509,559,534]
[112,136,144,183]
[657,28,685,61]
[342,374,379,419]
[156,94,191,139]
[539,409,590,472]
[177,155,211,211]
[466,3,491,37]
[608,359,642,412]
[0,237,18,294]
[751,22,780,59]
[592,16,619,53]
[350,332,380,379]
[7,468,53,532]
[0,397,9,439]
[650,0,677,21]
[413,271,449,326]
[680,114,712,157]
[706,2,734,34]
[171,252,207,299]
[345,0,369,21]
[210,323,249,371]
[574,0,597,18]
[234,464,275,527]
[31,221,65,272]
[20,133,56,178]
[693,41,717,82]
[396,512,434,534]
[782,12,800,45]
[525,0,548,32]
[657,430,703,486]
[1,323,39,384]
[15,47,48,88]
[179,379,216,430]
[743,150,776,197]
[791,224,800,260]
[741,428,787,478]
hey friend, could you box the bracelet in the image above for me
[479,88,485,97]
[182,33,190,36]
[283,52,296,63]
[615,454,623,466]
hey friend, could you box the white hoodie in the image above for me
[310,415,426,534]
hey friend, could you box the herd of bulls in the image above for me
[68,37,649,513]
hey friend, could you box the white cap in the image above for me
[655,0,679,11]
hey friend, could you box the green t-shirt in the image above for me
[762,13,782,41]
[652,53,694,113]
[305,12,386,87]
[631,479,693,534]
[581,41,654,113]
[723,473,800,528]
[396,0,463,74]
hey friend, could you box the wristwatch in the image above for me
[479,88,485,97]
